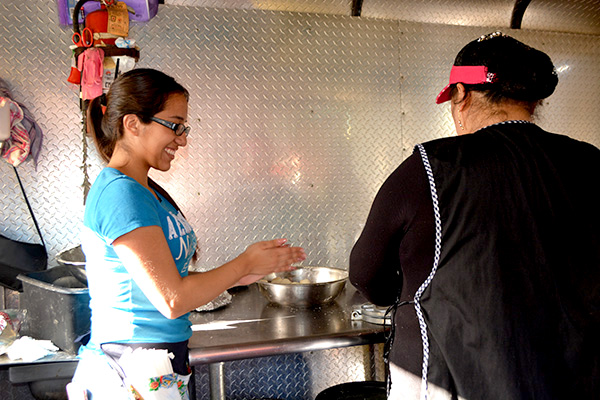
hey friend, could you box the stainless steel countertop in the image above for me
[0,283,387,368]
[188,283,388,365]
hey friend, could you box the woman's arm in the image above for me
[349,152,431,306]
[113,227,305,319]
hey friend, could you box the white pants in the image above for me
[68,347,192,400]
[68,348,131,399]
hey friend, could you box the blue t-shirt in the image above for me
[81,168,197,349]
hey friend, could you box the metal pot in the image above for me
[257,266,348,308]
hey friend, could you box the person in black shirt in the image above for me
[350,32,600,400]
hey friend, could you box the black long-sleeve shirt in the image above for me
[350,151,433,375]
[350,123,600,398]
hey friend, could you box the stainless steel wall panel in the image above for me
[0,1,598,399]
[166,0,353,16]
[364,0,516,28]
[0,1,85,253]
[191,344,385,399]
[168,0,600,36]
[396,23,600,148]
[131,6,403,270]
[1,1,597,270]
[523,0,600,36]
[532,33,600,137]
[363,0,600,36]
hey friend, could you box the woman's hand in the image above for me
[114,231,306,318]
[237,239,306,280]
[234,273,268,287]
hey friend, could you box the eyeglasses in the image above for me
[150,117,191,137]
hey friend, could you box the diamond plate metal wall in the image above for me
[166,0,354,16]
[192,344,384,400]
[167,0,600,36]
[120,5,403,273]
[1,0,598,289]
[363,0,600,36]
[0,1,599,399]
[364,0,517,27]
[396,23,600,150]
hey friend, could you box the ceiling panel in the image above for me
[362,0,516,28]
[523,0,600,36]
[165,0,353,15]
[164,0,600,36]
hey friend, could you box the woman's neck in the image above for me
[107,148,150,190]
[461,100,533,135]
[470,113,532,133]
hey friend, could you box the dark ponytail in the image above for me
[87,93,114,162]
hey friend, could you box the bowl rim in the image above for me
[259,266,348,286]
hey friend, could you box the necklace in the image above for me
[495,120,533,126]
[476,120,533,133]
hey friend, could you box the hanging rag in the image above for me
[78,47,105,100]
[17,102,43,167]
[0,97,31,168]
[0,78,43,167]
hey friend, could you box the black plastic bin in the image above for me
[315,381,387,400]
[17,265,90,354]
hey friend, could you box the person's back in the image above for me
[420,122,600,399]
[350,32,600,400]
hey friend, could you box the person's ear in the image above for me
[455,83,470,112]
[123,114,141,136]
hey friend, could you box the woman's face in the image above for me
[139,93,189,172]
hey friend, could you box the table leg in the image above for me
[367,343,386,381]
[209,362,226,400]
[367,343,376,380]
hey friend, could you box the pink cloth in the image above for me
[0,96,30,167]
[78,48,105,100]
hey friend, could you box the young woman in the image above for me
[69,68,306,399]
[350,33,599,399]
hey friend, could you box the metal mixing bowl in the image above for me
[257,266,348,307]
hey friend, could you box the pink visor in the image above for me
[435,65,495,104]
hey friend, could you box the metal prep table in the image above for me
[0,283,387,399]
[188,283,388,400]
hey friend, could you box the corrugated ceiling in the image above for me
[165,0,600,36]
